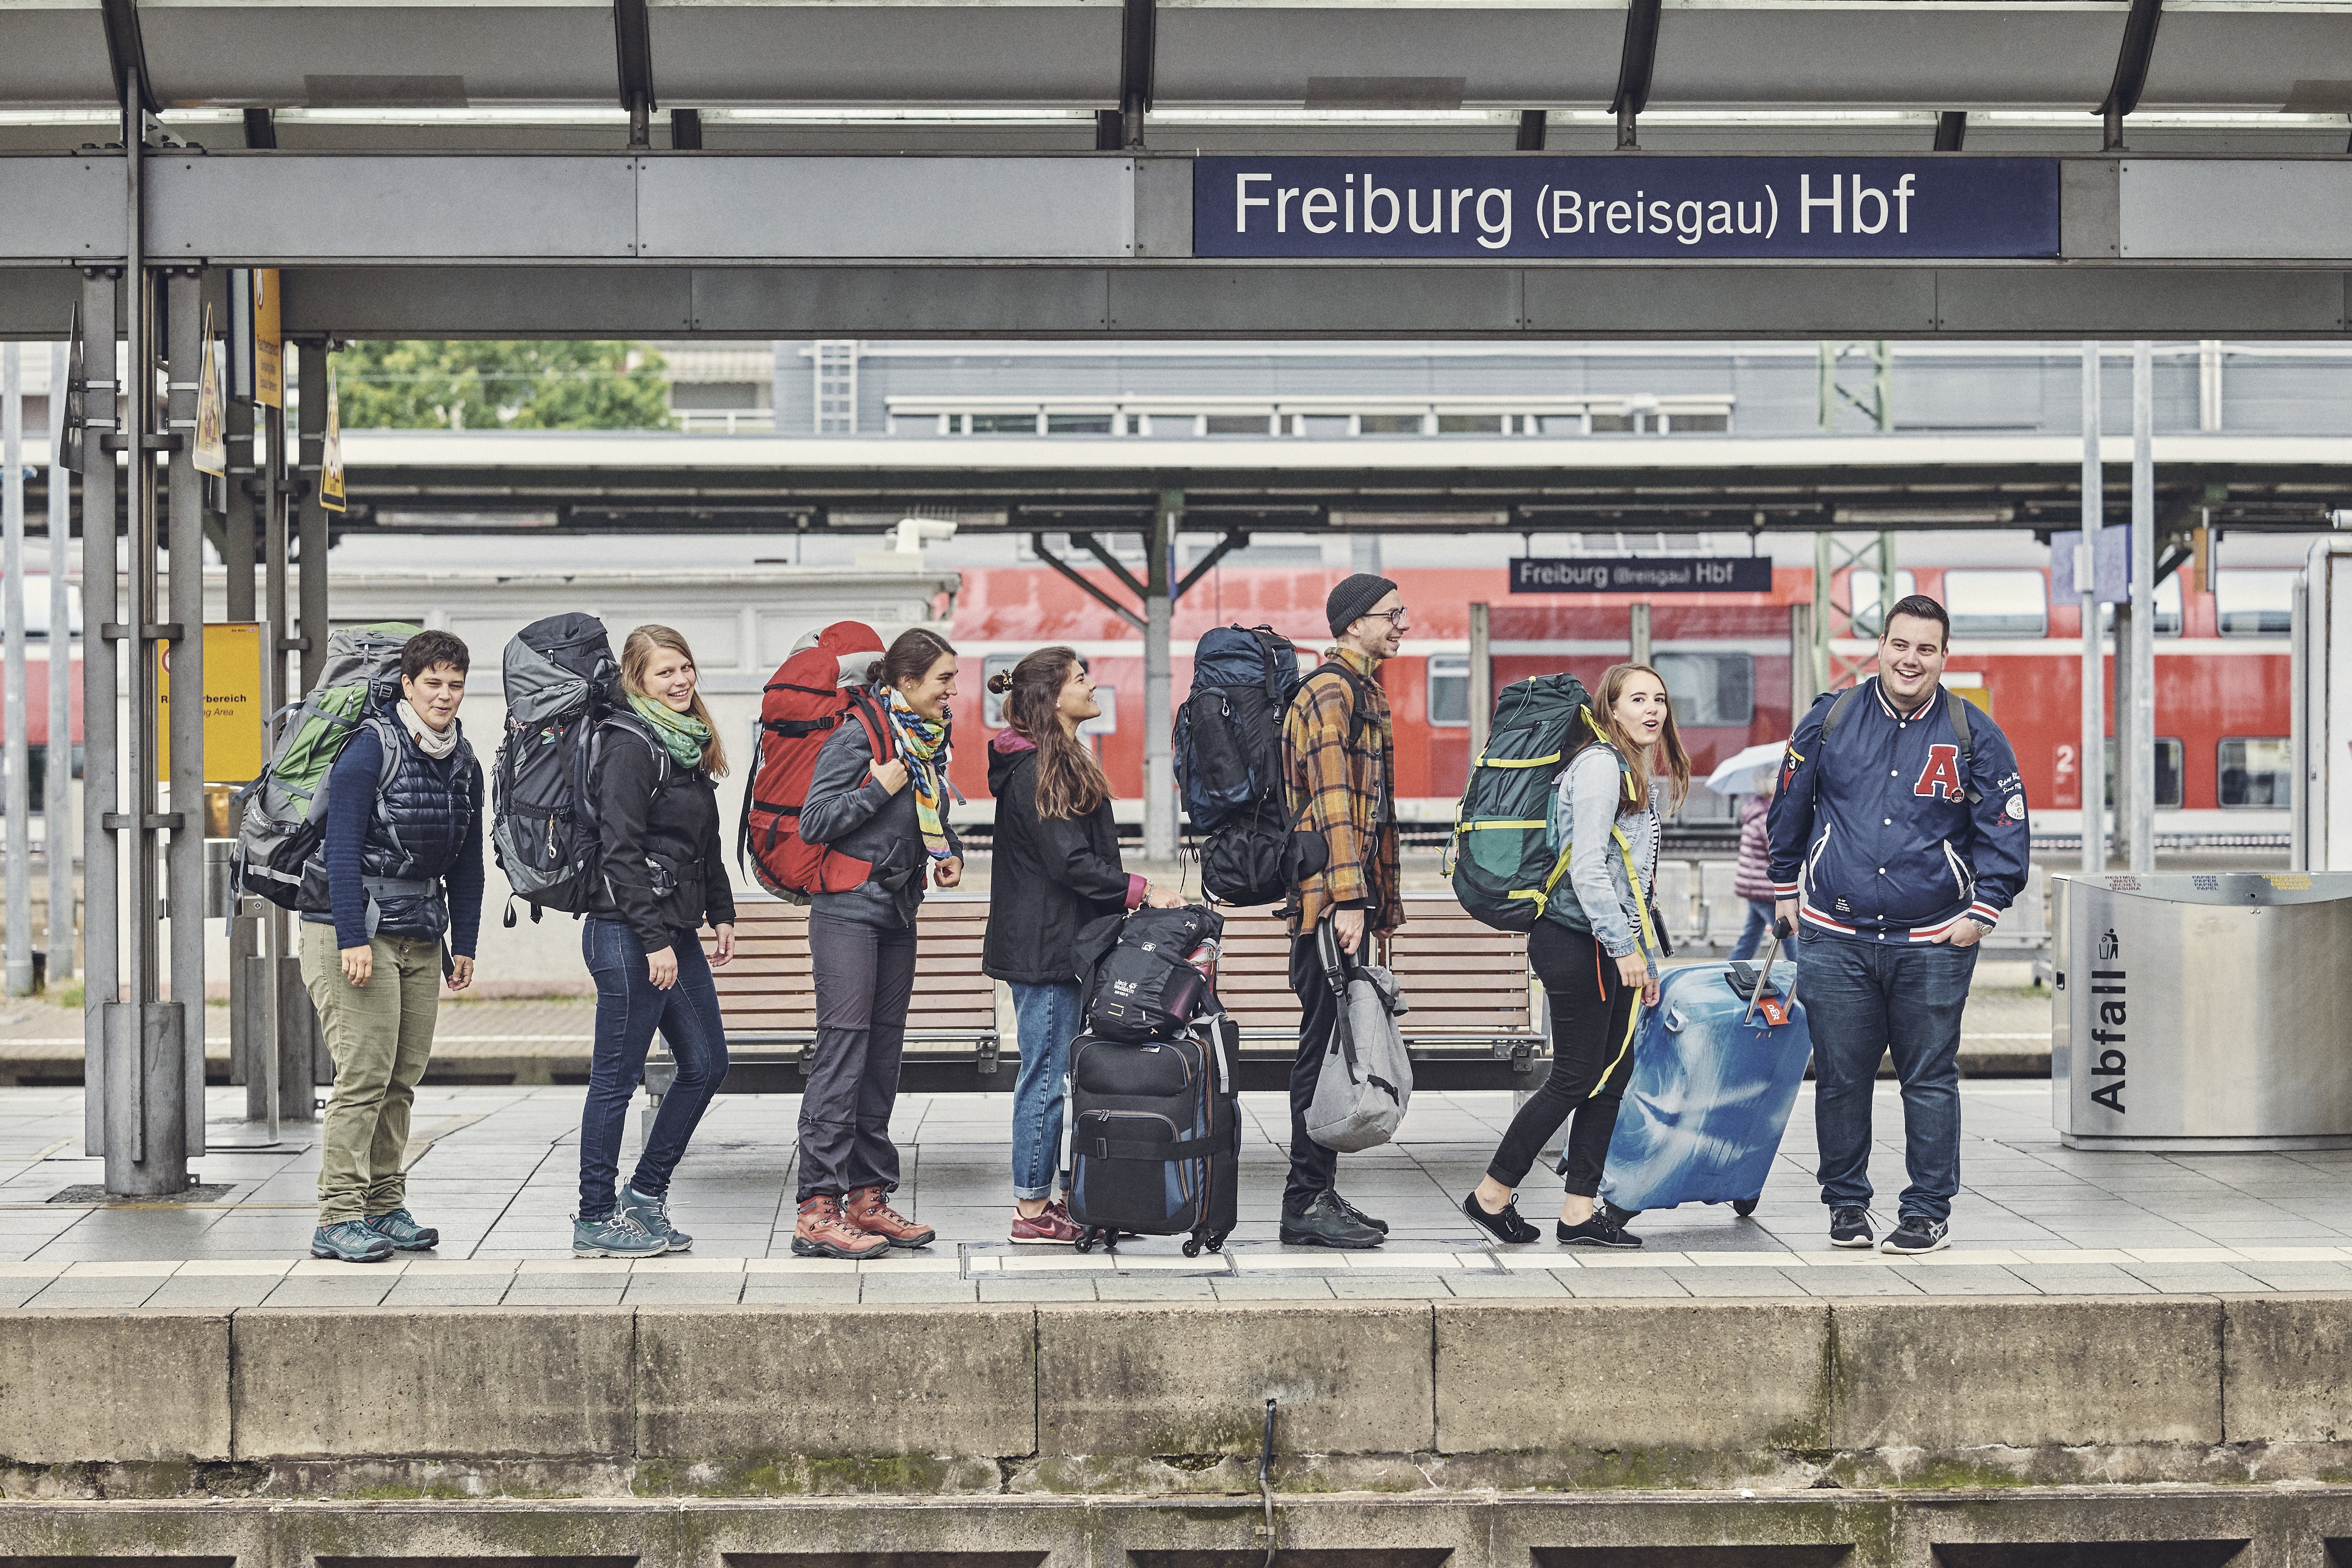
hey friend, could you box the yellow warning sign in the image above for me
[253,269,282,410]
[194,305,228,477]
[321,361,345,513]
[158,622,268,785]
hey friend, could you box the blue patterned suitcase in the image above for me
[1596,942,1813,1217]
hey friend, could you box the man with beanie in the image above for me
[1275,573,1408,1248]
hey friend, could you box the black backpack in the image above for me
[1077,903,1225,1043]
[1174,624,1303,834]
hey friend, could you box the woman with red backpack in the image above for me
[983,648,1186,1245]
[790,627,965,1259]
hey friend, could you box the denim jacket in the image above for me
[1540,742,1664,970]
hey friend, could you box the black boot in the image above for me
[1279,1190,1384,1249]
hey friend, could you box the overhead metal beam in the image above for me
[1030,532,1144,630]
[241,109,277,151]
[669,109,703,151]
[1516,111,1547,153]
[1174,529,1249,599]
[2100,0,2165,150]
[96,0,158,117]
[1611,0,1662,150]
[1115,0,1155,151]
[614,0,658,149]
[1934,111,1967,153]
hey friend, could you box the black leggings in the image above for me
[1486,921,1641,1198]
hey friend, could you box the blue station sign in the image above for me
[1195,156,2060,261]
[1512,557,1776,594]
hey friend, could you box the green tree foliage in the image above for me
[333,341,671,430]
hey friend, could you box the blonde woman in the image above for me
[571,625,737,1258]
[1465,663,1690,1249]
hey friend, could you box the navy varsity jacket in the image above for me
[1765,677,2031,945]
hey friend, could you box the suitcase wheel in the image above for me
[1733,1198,1760,1218]
[1182,1237,1202,1258]
[1074,1231,1096,1254]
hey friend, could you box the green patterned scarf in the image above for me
[883,686,953,860]
[627,690,711,771]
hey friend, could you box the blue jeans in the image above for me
[577,918,730,1222]
[1729,899,1775,961]
[1009,981,1083,1201]
[1800,930,1977,1225]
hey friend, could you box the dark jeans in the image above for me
[577,919,730,1223]
[1730,899,1776,961]
[799,911,918,1201]
[1486,921,1640,1197]
[1283,927,1343,1215]
[1802,930,1978,1225]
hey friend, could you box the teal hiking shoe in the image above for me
[572,1211,668,1258]
[311,1220,396,1263]
[620,1183,692,1252]
[364,1208,441,1251]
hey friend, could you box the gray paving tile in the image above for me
[1439,1271,1570,1298]
[1910,1267,2046,1296]
[977,1279,1099,1302]
[1561,1269,1691,1298]
[1211,1277,1336,1301]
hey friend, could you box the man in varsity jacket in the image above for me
[1767,593,2030,1256]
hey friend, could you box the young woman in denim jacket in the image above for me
[1463,663,1690,1249]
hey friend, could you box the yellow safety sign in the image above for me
[253,269,282,410]
[321,361,345,513]
[194,305,228,477]
[158,622,268,784]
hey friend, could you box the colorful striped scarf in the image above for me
[883,686,953,860]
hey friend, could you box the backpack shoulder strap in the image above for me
[1820,682,1866,746]
[1311,659,1374,748]
[1944,689,1982,803]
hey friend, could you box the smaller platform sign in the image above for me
[1512,557,1773,594]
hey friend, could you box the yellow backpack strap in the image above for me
[1613,824,1658,959]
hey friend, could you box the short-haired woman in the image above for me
[1463,662,1690,1248]
[983,648,1185,1244]
[571,624,736,1258]
[792,627,964,1259]
[303,629,484,1263]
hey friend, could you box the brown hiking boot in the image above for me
[792,1195,889,1260]
[843,1184,937,1249]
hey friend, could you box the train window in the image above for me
[1846,569,1918,636]
[2216,572,2295,636]
[1046,413,1113,435]
[2218,738,2292,808]
[1437,414,1504,435]
[1942,570,2047,637]
[1291,414,1351,437]
[970,412,1040,435]
[1206,414,1275,436]
[1427,654,1470,727]
[16,580,83,639]
[1661,412,1730,433]
[2103,738,2184,809]
[1590,411,1636,432]
[1655,652,1754,727]
[1536,413,1587,436]
[981,655,1018,728]
[1359,413,1426,435]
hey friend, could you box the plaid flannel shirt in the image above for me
[1281,646,1405,938]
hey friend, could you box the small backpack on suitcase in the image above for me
[1597,931,1813,1218]
[1078,903,1224,1043]
[1067,1013,1241,1256]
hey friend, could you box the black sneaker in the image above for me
[1279,1190,1385,1250]
[1330,1191,1389,1236]
[1557,1210,1642,1249]
[1828,1206,1874,1248]
[1462,1191,1540,1245]
[1881,1216,1951,1256]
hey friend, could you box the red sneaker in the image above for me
[1010,1199,1082,1245]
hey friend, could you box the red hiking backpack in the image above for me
[739,621,889,902]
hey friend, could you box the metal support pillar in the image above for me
[1142,489,1178,864]
[45,342,73,983]
[257,382,310,1126]
[1628,601,1651,669]
[222,326,260,1122]
[2079,340,2106,874]
[1811,532,1896,692]
[3,343,29,997]
[295,343,330,692]
[79,269,118,1158]
[1467,602,1492,759]
[2128,340,2156,873]
[1789,604,1817,715]
[165,269,206,1157]
[1350,534,1382,575]
[2110,600,2132,869]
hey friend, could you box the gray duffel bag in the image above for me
[1304,920,1415,1152]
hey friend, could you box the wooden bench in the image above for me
[643,892,1546,1101]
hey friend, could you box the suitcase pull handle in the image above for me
[1742,917,1797,1025]
[1661,1006,1684,1034]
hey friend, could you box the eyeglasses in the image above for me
[1360,607,1410,627]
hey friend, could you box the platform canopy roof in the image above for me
[4,0,2351,153]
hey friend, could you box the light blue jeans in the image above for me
[1009,980,1083,1201]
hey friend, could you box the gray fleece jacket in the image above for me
[796,697,963,930]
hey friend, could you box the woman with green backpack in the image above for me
[1463,663,1689,1249]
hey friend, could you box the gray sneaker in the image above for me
[620,1183,692,1252]
[364,1207,441,1251]
[311,1220,396,1263]
[572,1212,668,1258]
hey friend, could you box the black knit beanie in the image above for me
[1326,573,1401,637]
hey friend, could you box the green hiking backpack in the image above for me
[233,622,421,911]
[1443,672,1595,932]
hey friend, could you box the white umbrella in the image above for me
[1705,741,1788,797]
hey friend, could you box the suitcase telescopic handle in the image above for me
[1742,916,1796,1026]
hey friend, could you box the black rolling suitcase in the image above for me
[1067,1013,1240,1256]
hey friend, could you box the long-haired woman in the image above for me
[571,624,736,1257]
[791,626,964,1259]
[1463,662,1691,1248]
[983,648,1185,1244]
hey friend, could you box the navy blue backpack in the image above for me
[1174,625,1310,905]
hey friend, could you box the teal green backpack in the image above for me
[1444,673,1594,932]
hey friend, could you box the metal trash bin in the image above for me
[2052,871,2352,1151]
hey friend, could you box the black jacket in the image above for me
[982,733,1139,985]
[585,717,737,950]
[798,694,963,930]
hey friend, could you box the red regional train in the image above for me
[945,554,2298,841]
